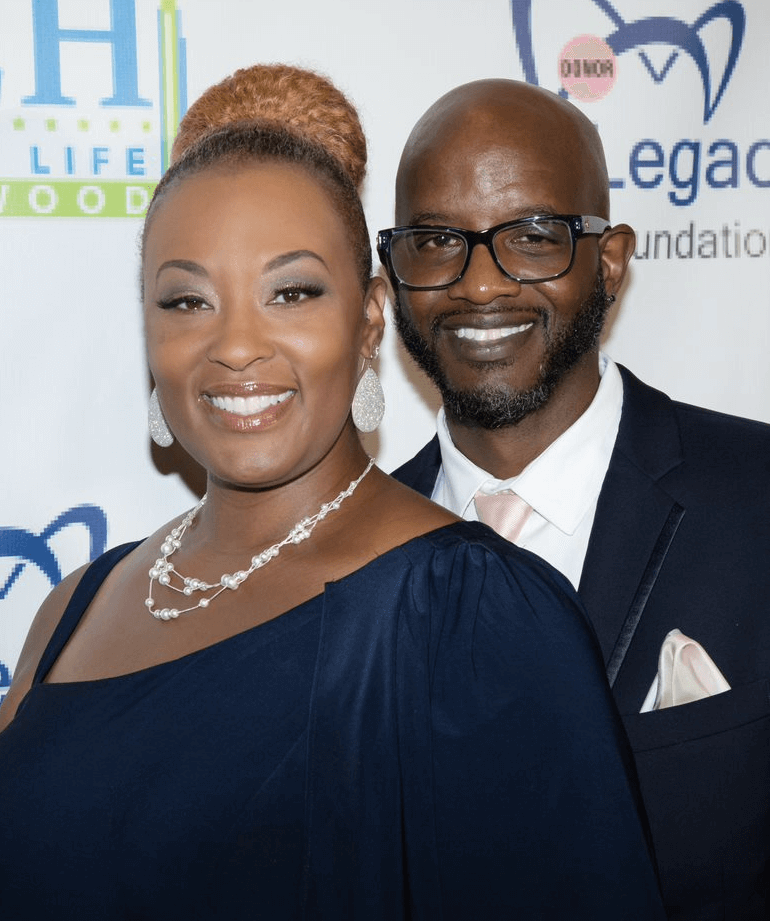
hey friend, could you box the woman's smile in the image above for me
[202,386,296,430]
[206,391,293,417]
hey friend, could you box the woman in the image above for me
[0,66,664,919]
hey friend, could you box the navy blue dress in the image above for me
[0,522,664,919]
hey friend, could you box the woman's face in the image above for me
[143,161,384,489]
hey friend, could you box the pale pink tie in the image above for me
[474,490,533,543]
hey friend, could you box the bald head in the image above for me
[396,79,610,223]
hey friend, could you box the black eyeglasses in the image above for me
[377,214,611,290]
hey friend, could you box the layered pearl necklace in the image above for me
[146,457,375,621]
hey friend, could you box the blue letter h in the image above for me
[23,0,151,107]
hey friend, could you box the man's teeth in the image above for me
[208,391,293,416]
[454,322,534,342]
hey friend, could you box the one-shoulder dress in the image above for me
[0,521,664,919]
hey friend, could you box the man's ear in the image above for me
[360,276,387,358]
[599,223,635,297]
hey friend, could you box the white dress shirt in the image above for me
[432,354,624,589]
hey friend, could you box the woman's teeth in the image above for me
[208,391,293,416]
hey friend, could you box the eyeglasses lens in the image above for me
[494,219,573,281]
[390,219,574,287]
[389,230,466,289]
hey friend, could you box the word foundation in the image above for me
[634,221,769,260]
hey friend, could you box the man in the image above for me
[380,78,770,921]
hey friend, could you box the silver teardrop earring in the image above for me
[148,388,174,447]
[351,347,384,433]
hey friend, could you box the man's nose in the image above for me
[447,241,523,304]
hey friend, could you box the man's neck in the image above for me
[445,359,601,479]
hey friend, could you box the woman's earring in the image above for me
[148,388,174,447]
[352,348,384,433]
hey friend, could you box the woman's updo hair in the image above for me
[143,64,372,290]
[171,64,366,186]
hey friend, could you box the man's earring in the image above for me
[148,388,174,447]
[352,346,384,433]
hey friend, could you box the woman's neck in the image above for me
[185,434,372,557]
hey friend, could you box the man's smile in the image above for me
[453,322,534,342]
[430,311,543,364]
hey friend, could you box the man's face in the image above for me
[393,118,610,430]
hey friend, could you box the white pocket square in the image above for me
[640,628,731,713]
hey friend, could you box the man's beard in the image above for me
[393,271,610,430]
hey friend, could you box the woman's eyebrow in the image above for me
[155,259,207,280]
[264,249,328,272]
[155,251,329,280]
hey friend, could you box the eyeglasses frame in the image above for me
[376,214,611,291]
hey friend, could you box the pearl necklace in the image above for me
[146,457,375,621]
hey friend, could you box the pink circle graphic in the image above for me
[558,34,617,102]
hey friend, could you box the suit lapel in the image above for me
[391,436,441,498]
[579,367,686,690]
[579,453,684,681]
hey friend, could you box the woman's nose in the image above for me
[206,303,274,371]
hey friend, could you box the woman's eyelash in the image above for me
[274,282,325,303]
[155,284,325,311]
[156,295,208,311]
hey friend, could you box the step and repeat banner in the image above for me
[2,0,769,695]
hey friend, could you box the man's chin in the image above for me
[397,328,552,429]
[442,381,553,430]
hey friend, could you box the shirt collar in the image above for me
[436,354,623,535]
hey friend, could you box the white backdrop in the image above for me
[2,0,769,696]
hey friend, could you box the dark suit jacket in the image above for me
[392,364,770,921]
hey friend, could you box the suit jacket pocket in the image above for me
[624,677,770,751]
[622,679,770,921]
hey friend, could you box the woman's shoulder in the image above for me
[367,472,576,595]
[380,518,602,667]
[0,561,91,729]
[395,517,578,602]
[0,540,143,730]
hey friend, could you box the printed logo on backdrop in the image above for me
[512,0,744,120]
[510,0,770,261]
[0,505,108,700]
[0,0,187,218]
